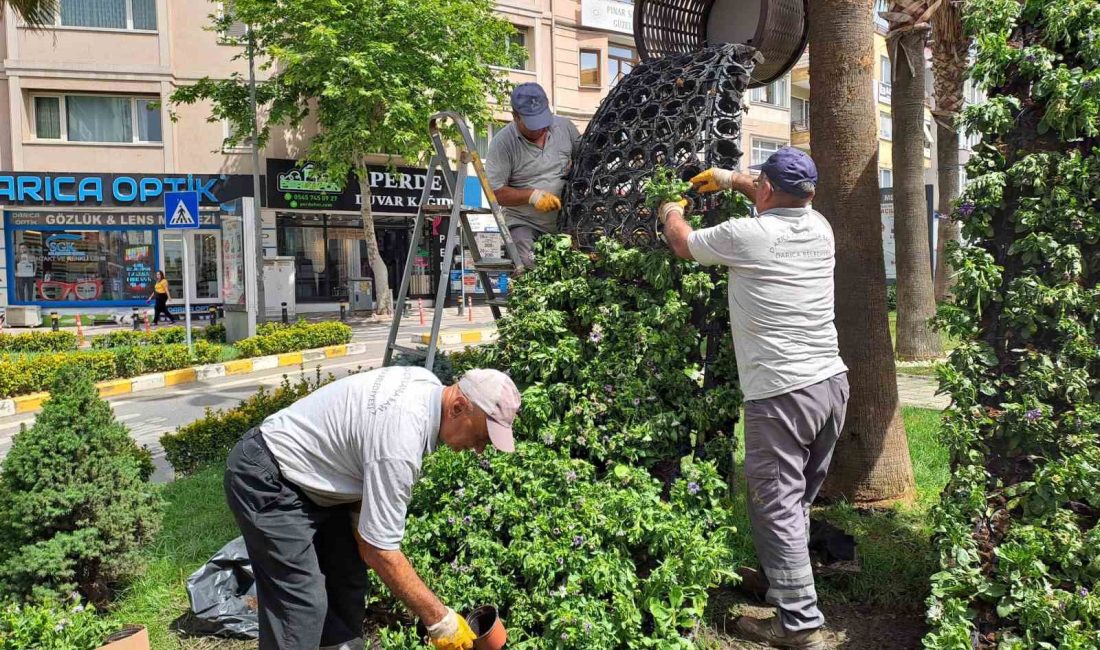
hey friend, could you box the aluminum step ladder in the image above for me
[383,111,524,370]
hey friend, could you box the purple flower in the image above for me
[958,202,976,217]
[553,527,562,535]
[448,516,456,525]
[480,458,492,471]
[557,557,564,565]
[1084,80,1096,91]
[1025,409,1042,422]
[573,535,586,547]
[463,515,472,525]
[584,622,593,633]
[561,633,569,641]
[632,397,641,406]
[603,384,614,394]
[543,433,555,445]
[565,470,578,482]
[589,326,604,343]
[688,482,701,495]
[1079,588,1090,598]
[1025,53,1037,63]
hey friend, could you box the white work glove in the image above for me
[657,200,688,225]
[528,189,562,212]
[426,608,476,650]
[690,168,736,194]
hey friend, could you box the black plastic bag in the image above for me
[182,537,259,639]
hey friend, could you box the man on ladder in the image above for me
[485,82,580,269]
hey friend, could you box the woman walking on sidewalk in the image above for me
[148,271,177,325]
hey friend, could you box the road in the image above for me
[0,312,497,482]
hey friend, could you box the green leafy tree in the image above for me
[925,0,1099,646]
[0,366,162,607]
[171,0,516,314]
[2,0,57,28]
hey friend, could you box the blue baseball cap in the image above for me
[510,83,553,131]
[750,147,818,198]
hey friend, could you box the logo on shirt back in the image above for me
[769,225,832,260]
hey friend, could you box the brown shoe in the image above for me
[733,615,826,649]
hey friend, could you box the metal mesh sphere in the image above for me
[560,43,756,251]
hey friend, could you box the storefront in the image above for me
[1,172,253,313]
[266,159,485,306]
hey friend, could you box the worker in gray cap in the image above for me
[658,147,849,649]
[224,366,522,650]
[485,82,581,270]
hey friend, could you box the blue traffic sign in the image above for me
[165,191,200,229]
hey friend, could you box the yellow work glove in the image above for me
[690,168,735,194]
[426,608,476,650]
[657,199,688,225]
[528,189,562,212]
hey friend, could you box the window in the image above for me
[751,139,787,166]
[874,0,889,29]
[55,0,156,31]
[223,119,251,153]
[33,94,162,143]
[749,77,789,108]
[474,121,507,158]
[880,55,892,86]
[879,111,893,140]
[218,1,249,44]
[791,97,810,129]
[580,49,601,88]
[608,44,638,86]
[924,117,934,157]
[880,168,893,189]
[505,25,532,71]
[10,229,155,304]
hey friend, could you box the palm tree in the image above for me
[3,0,57,27]
[885,0,943,361]
[931,0,967,302]
[808,0,915,503]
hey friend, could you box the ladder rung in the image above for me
[486,298,509,308]
[473,259,517,271]
[458,208,493,215]
[388,344,427,358]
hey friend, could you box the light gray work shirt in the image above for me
[485,116,581,233]
[688,207,849,401]
[260,366,443,550]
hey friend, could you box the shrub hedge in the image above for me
[0,331,78,354]
[0,341,220,399]
[234,321,352,358]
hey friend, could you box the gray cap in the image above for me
[510,83,553,131]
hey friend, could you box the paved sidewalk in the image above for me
[896,373,949,410]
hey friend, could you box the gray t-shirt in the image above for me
[260,366,442,550]
[485,116,581,233]
[688,207,849,401]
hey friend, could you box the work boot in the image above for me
[733,615,826,649]
[736,566,770,602]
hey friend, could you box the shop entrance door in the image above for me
[159,230,223,305]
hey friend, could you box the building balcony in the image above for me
[791,119,810,147]
[791,51,810,90]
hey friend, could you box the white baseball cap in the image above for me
[457,369,521,453]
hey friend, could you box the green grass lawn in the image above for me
[110,408,947,649]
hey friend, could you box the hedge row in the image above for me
[235,321,352,358]
[90,325,225,349]
[0,341,221,399]
[161,370,332,476]
[0,331,78,354]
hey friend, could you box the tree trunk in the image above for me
[933,122,962,301]
[931,0,967,302]
[808,0,915,504]
[890,27,942,360]
[357,172,394,316]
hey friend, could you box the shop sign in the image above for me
[0,173,254,208]
[580,0,635,35]
[6,211,221,228]
[266,159,451,214]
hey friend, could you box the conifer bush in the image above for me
[0,366,161,606]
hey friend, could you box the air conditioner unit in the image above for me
[4,305,42,328]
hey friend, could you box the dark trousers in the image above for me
[153,293,176,324]
[225,429,368,650]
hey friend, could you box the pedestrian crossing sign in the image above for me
[164,191,200,230]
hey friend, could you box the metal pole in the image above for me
[248,26,266,325]
[182,235,194,355]
[458,232,466,316]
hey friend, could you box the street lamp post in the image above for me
[247,26,266,324]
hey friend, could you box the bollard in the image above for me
[132,307,141,331]
[417,298,426,326]
[467,296,473,322]
[209,306,218,326]
[281,302,289,325]
[75,314,84,345]
[339,302,348,322]
[51,311,59,332]
[144,313,151,333]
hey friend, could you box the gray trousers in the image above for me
[743,372,849,633]
[225,429,368,650]
[508,225,544,270]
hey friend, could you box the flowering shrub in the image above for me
[0,595,115,650]
[924,1,1100,647]
[374,236,744,647]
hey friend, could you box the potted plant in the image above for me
[97,625,150,650]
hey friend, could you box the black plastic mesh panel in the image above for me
[560,43,756,251]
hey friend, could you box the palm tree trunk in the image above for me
[889,25,941,360]
[931,0,967,302]
[808,0,915,503]
[357,171,394,316]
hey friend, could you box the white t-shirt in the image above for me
[260,366,443,550]
[688,207,848,401]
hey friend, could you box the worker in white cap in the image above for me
[224,366,522,650]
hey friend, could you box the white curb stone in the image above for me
[196,364,227,380]
[251,355,279,370]
[132,374,167,392]
[0,399,15,418]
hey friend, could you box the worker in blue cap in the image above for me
[658,148,850,650]
[485,82,581,270]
